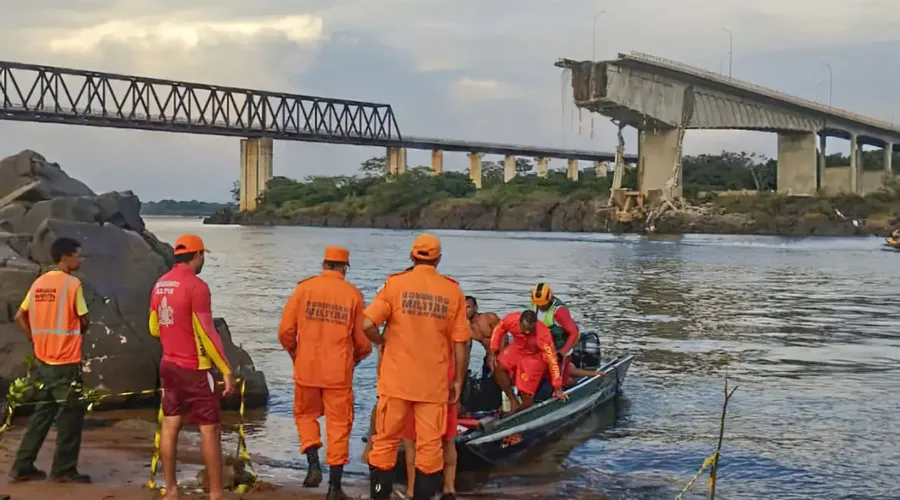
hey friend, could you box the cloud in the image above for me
[0,0,898,202]
[450,78,523,101]
[45,16,325,55]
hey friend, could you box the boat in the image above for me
[390,333,634,473]
[452,354,634,470]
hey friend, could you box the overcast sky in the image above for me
[0,0,898,202]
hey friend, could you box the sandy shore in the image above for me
[0,414,372,500]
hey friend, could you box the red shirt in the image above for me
[552,305,580,355]
[149,264,232,375]
[490,312,563,389]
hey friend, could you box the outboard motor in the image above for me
[571,331,602,370]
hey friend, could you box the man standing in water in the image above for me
[9,237,91,484]
[149,234,235,500]
[363,233,471,500]
[277,246,372,500]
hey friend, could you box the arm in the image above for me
[15,288,33,340]
[449,292,472,403]
[191,282,233,376]
[277,286,303,357]
[148,288,161,338]
[554,306,580,356]
[74,284,89,333]
[351,299,373,364]
[537,324,564,389]
[489,317,509,355]
[362,283,393,345]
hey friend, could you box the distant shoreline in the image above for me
[202,199,895,238]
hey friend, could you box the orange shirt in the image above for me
[277,270,372,389]
[365,265,471,403]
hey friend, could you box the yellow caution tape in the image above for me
[0,364,255,494]
[145,377,257,494]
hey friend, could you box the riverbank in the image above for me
[0,412,367,499]
[204,191,900,237]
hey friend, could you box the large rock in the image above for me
[0,150,268,409]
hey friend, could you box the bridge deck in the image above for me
[0,60,628,163]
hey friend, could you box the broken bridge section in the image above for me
[557,51,900,197]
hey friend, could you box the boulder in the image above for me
[0,150,93,201]
[0,150,268,409]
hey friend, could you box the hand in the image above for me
[488,353,498,372]
[449,379,463,404]
[552,389,568,402]
[595,369,607,376]
[222,374,236,397]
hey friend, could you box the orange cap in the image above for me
[411,233,441,260]
[324,246,350,264]
[173,234,210,256]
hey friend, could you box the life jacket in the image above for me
[530,296,568,351]
[29,271,84,365]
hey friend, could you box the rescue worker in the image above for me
[9,237,91,484]
[489,310,567,413]
[277,246,372,500]
[362,233,471,500]
[149,234,235,500]
[529,283,580,385]
[401,347,458,499]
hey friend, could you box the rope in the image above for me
[0,366,256,495]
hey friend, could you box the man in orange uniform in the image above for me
[9,237,91,484]
[489,310,567,413]
[277,246,372,500]
[149,235,235,500]
[400,349,457,499]
[363,234,471,500]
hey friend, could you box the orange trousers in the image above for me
[293,384,354,466]
[368,395,446,474]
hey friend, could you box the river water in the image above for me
[143,217,900,500]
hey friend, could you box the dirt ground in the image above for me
[0,417,372,500]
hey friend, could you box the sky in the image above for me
[0,0,898,202]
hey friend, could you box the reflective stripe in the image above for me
[31,276,80,336]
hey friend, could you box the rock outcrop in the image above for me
[0,150,268,409]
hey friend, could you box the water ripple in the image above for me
[144,219,898,499]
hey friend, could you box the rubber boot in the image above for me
[303,446,323,488]
[326,465,349,500]
[412,469,442,500]
[369,465,394,500]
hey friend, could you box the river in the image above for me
[143,216,900,500]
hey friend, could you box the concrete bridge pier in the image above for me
[504,155,516,182]
[594,161,607,177]
[567,159,579,181]
[536,157,549,178]
[386,147,407,175]
[239,137,274,212]
[468,152,483,188]
[431,150,443,175]
[637,128,681,199]
[849,135,859,194]
[885,143,894,174]
[776,132,817,196]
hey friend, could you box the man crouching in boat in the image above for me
[489,310,567,413]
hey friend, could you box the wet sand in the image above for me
[0,413,371,500]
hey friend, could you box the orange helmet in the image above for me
[531,283,553,307]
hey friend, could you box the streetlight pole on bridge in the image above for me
[592,10,606,61]
[721,27,733,78]
[821,62,833,106]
